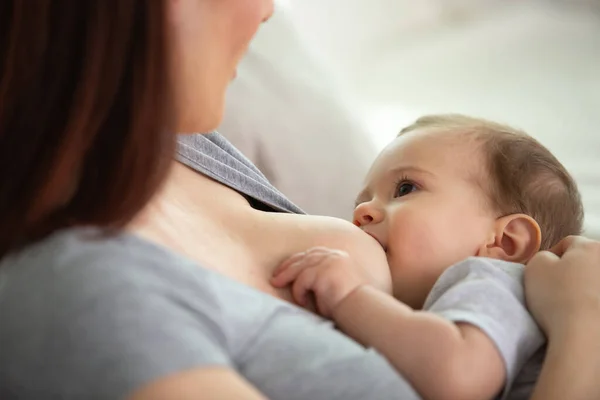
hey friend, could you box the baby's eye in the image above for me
[394,182,418,198]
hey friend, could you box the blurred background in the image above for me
[218,0,600,239]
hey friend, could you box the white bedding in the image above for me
[219,0,600,239]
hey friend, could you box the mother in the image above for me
[0,1,599,399]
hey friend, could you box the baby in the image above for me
[271,114,584,400]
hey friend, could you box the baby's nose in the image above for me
[353,202,384,227]
[354,214,373,227]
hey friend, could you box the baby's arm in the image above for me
[272,250,544,400]
[332,285,505,400]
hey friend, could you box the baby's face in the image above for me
[354,128,496,308]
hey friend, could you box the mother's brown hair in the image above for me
[0,1,174,258]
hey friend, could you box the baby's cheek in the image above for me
[393,217,441,257]
[388,218,454,277]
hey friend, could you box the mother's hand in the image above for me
[525,237,600,399]
[525,235,600,338]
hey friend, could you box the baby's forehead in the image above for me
[357,129,491,204]
[374,128,485,173]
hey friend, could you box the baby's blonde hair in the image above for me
[399,114,584,249]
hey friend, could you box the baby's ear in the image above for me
[478,214,541,263]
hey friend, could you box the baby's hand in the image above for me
[270,247,367,318]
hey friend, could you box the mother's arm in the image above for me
[525,236,600,400]
[129,368,266,400]
[531,320,600,400]
[4,238,265,400]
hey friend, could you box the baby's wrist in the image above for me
[331,284,370,319]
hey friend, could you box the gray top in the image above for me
[424,257,545,400]
[0,133,419,400]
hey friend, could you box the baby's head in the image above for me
[354,114,584,308]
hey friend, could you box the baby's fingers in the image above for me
[292,268,318,307]
[270,261,302,287]
[272,251,306,277]
[271,249,330,287]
